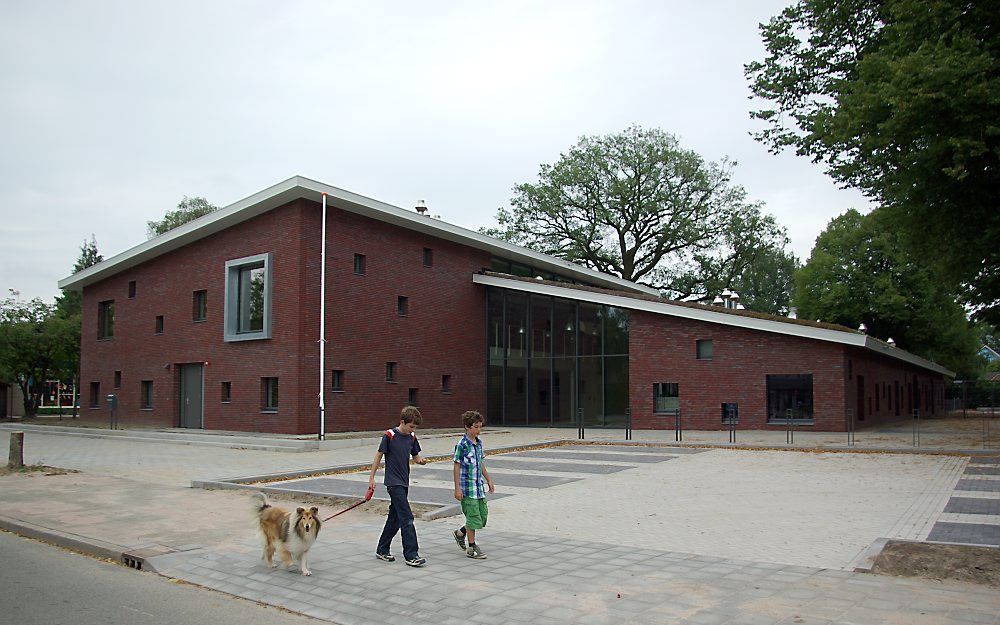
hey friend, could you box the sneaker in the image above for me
[404,557,427,567]
[453,529,467,550]
[375,552,395,562]
[466,544,487,559]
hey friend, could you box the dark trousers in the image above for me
[377,485,419,561]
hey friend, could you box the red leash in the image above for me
[323,485,375,521]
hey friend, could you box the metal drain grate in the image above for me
[122,555,143,570]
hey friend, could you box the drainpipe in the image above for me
[318,193,328,440]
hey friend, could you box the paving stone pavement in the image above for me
[149,522,1000,625]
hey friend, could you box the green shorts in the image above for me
[460,496,488,530]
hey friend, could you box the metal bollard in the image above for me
[625,408,632,441]
[912,408,920,447]
[674,409,682,442]
[786,408,795,444]
[846,408,855,446]
[577,407,585,440]
[727,404,737,443]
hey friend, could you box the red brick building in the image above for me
[59,176,951,434]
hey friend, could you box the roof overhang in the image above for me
[58,175,660,296]
[473,274,955,377]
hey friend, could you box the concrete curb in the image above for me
[0,514,128,564]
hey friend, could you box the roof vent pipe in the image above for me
[415,200,428,214]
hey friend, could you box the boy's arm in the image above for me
[411,453,428,465]
[453,461,463,501]
[482,463,495,493]
[368,451,383,489]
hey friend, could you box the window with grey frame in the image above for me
[224,253,272,341]
[192,290,207,321]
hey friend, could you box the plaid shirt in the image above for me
[453,434,486,499]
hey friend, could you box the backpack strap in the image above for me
[385,429,395,440]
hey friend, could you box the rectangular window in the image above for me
[140,380,153,409]
[113,370,122,389]
[221,381,231,403]
[767,374,814,421]
[442,374,451,394]
[408,388,419,405]
[423,247,433,267]
[224,253,272,341]
[875,383,880,411]
[386,362,397,382]
[696,339,713,360]
[722,402,739,424]
[155,315,164,334]
[653,383,679,413]
[261,377,278,411]
[128,280,136,299]
[98,300,115,339]
[89,382,100,408]
[397,296,408,316]
[192,290,207,322]
[354,253,366,275]
[332,369,344,392]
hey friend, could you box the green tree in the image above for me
[484,125,794,309]
[54,237,103,416]
[0,292,77,417]
[147,196,219,238]
[795,209,979,375]
[746,0,1000,323]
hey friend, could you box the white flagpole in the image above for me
[319,192,327,440]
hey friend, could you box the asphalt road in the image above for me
[0,530,323,625]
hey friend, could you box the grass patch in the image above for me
[0,464,79,477]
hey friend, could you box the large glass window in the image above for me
[224,253,272,341]
[504,292,528,358]
[767,374,814,421]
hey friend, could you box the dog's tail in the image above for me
[252,491,271,518]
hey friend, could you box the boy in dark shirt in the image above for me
[369,405,429,567]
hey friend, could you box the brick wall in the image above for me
[80,199,489,434]
[845,348,946,427]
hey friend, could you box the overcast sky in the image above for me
[0,1,871,303]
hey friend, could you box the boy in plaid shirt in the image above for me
[452,411,494,559]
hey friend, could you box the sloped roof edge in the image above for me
[57,175,660,296]
[473,273,955,377]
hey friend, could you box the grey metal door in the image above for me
[179,364,204,428]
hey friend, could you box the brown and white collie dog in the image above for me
[252,492,321,576]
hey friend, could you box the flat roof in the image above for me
[58,175,660,297]
[474,273,955,377]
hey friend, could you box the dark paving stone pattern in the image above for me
[483,458,633,474]
[964,466,1000,476]
[413,466,580,489]
[505,450,678,463]
[943,497,1000,515]
[271,477,511,506]
[560,445,706,455]
[956,478,1000,492]
[927,522,1000,546]
[969,456,1000,464]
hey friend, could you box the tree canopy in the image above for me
[147,196,219,238]
[484,125,795,310]
[795,209,979,375]
[746,0,1000,323]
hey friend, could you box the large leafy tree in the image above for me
[485,125,794,309]
[0,292,77,417]
[795,209,979,375]
[54,237,103,416]
[746,0,1000,323]
[147,196,219,238]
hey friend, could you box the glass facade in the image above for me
[485,287,629,428]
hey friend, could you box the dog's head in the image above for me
[295,507,321,536]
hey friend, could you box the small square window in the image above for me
[354,253,366,275]
[653,382,679,413]
[89,382,100,408]
[722,402,739,424]
[442,374,451,394]
[408,388,419,405]
[397,296,409,316]
[221,381,231,403]
[386,362,397,382]
[261,377,278,411]
[423,248,433,267]
[128,280,136,299]
[193,290,207,322]
[140,380,154,409]
[155,315,164,334]
[113,370,122,389]
[332,369,344,392]
[98,300,115,339]
[696,339,713,360]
